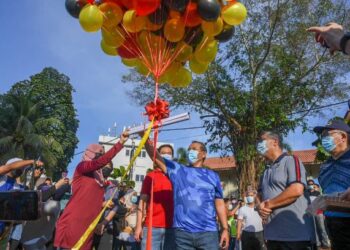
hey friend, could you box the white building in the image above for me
[98,135,174,193]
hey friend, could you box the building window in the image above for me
[141,151,146,158]
[125,149,130,156]
[135,175,145,182]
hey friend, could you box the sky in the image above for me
[0,1,349,176]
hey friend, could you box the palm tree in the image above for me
[0,93,63,173]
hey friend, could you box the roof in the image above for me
[292,149,318,164]
[204,156,237,171]
[204,149,318,171]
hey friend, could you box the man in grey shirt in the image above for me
[256,131,315,250]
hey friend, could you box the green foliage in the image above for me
[123,0,350,191]
[176,147,188,165]
[0,68,79,177]
[111,166,135,188]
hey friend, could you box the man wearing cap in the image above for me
[313,119,350,250]
[256,131,315,250]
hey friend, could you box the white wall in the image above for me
[98,135,174,193]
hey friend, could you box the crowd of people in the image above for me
[0,22,349,250]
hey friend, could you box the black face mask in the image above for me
[102,167,113,178]
[10,169,23,179]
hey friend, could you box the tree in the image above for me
[124,0,350,193]
[0,93,64,174]
[176,147,188,165]
[1,68,79,177]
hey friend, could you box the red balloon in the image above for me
[117,37,140,58]
[133,0,161,16]
[119,0,133,9]
[183,3,202,27]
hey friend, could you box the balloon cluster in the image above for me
[66,0,247,88]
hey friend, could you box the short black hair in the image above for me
[191,141,207,153]
[260,131,283,149]
[307,179,315,185]
[224,198,230,203]
[158,144,174,156]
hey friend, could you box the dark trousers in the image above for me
[266,241,315,250]
[93,231,114,250]
[325,217,350,250]
[241,231,265,250]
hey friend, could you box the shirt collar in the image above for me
[272,152,288,164]
[331,147,350,161]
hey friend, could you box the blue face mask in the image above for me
[187,150,199,164]
[131,196,138,204]
[257,140,268,155]
[321,136,336,153]
[246,196,255,203]
[161,154,173,161]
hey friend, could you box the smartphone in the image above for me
[0,191,41,221]
[61,172,68,178]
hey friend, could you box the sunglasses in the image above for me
[35,166,44,171]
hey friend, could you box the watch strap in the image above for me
[340,32,350,55]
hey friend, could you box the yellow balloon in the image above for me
[123,10,146,33]
[195,38,218,63]
[79,4,104,32]
[175,42,193,62]
[136,62,150,76]
[164,18,185,42]
[165,62,181,77]
[222,2,247,26]
[122,58,140,67]
[157,72,169,84]
[99,2,123,29]
[202,17,224,37]
[189,57,209,74]
[100,39,118,56]
[101,26,125,47]
[169,67,192,88]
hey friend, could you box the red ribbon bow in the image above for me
[144,98,170,122]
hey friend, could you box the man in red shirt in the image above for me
[134,144,175,250]
[54,131,128,250]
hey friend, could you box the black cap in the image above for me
[313,119,350,134]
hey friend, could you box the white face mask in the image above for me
[161,154,173,161]
[228,204,233,210]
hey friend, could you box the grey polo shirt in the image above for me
[258,153,315,242]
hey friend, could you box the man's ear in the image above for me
[202,152,207,161]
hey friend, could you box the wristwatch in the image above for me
[340,32,350,55]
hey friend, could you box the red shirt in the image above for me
[141,169,174,228]
[54,142,123,250]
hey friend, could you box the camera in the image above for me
[0,191,41,221]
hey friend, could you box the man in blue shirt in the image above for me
[143,139,229,250]
[313,119,350,250]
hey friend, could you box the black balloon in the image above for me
[215,26,235,42]
[149,5,169,25]
[197,0,220,21]
[65,0,84,18]
[184,27,204,47]
[164,0,189,12]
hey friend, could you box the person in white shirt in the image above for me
[236,191,266,250]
